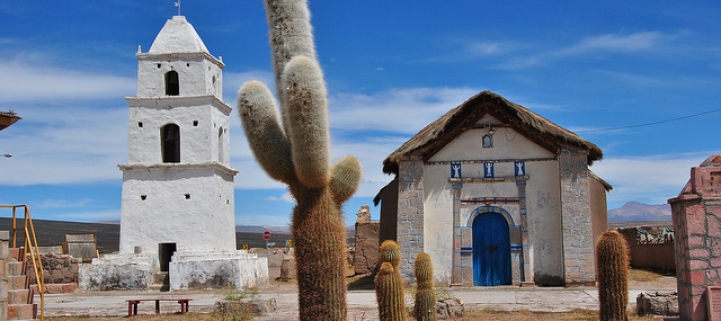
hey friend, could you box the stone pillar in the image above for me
[559,147,595,285]
[516,178,532,284]
[396,157,425,280]
[668,154,721,321]
[452,182,462,285]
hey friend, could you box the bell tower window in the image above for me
[165,71,179,96]
[161,123,180,163]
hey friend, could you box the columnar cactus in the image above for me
[237,1,362,320]
[375,240,406,321]
[414,252,436,321]
[596,230,629,321]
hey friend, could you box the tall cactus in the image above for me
[237,1,362,320]
[414,252,436,321]
[596,230,629,321]
[375,240,406,321]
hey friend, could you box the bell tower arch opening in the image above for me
[161,123,180,163]
[165,70,179,96]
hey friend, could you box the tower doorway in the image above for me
[158,242,177,272]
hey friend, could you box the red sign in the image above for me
[263,230,271,241]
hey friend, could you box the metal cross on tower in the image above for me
[174,0,181,16]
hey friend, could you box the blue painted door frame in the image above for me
[472,212,512,286]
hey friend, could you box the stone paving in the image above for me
[40,283,676,320]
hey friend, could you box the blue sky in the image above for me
[0,1,719,226]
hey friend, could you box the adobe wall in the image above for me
[619,228,676,271]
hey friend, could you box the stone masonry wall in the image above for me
[0,231,9,320]
[396,157,425,281]
[558,147,596,285]
[668,157,721,321]
[26,252,80,285]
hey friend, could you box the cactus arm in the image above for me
[264,0,317,134]
[281,56,331,188]
[329,156,362,203]
[237,80,295,183]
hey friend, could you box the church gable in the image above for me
[382,91,603,174]
[428,115,555,163]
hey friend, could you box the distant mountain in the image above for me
[608,201,672,222]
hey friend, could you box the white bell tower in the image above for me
[119,16,238,255]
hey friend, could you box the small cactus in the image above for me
[375,261,406,321]
[414,253,436,321]
[596,230,629,321]
[380,240,402,268]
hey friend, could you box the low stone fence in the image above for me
[25,252,80,294]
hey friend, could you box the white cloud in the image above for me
[558,32,667,56]
[329,87,479,134]
[37,198,94,209]
[0,59,135,103]
[591,152,711,208]
[0,105,126,185]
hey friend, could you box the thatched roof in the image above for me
[0,111,21,131]
[382,91,603,174]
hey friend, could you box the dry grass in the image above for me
[629,267,674,283]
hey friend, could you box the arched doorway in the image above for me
[472,212,511,286]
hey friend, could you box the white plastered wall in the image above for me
[119,167,235,253]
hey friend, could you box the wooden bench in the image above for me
[126,297,192,317]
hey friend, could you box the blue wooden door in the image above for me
[472,213,511,286]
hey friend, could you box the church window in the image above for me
[186,63,190,67]
[482,134,493,148]
[185,194,190,199]
[165,71,179,96]
[193,120,198,126]
[138,122,143,127]
[157,63,161,68]
[161,123,180,163]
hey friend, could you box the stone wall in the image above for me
[0,231,9,320]
[396,157,425,280]
[668,154,721,321]
[558,147,595,285]
[26,252,80,285]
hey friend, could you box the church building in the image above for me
[376,91,611,287]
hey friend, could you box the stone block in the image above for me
[636,292,678,316]
[169,250,269,290]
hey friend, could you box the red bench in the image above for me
[126,297,192,316]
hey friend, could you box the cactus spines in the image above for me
[380,240,402,268]
[596,230,629,321]
[238,1,361,320]
[414,253,436,321]
[281,56,330,188]
[375,262,407,321]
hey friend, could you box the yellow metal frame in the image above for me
[0,205,45,321]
